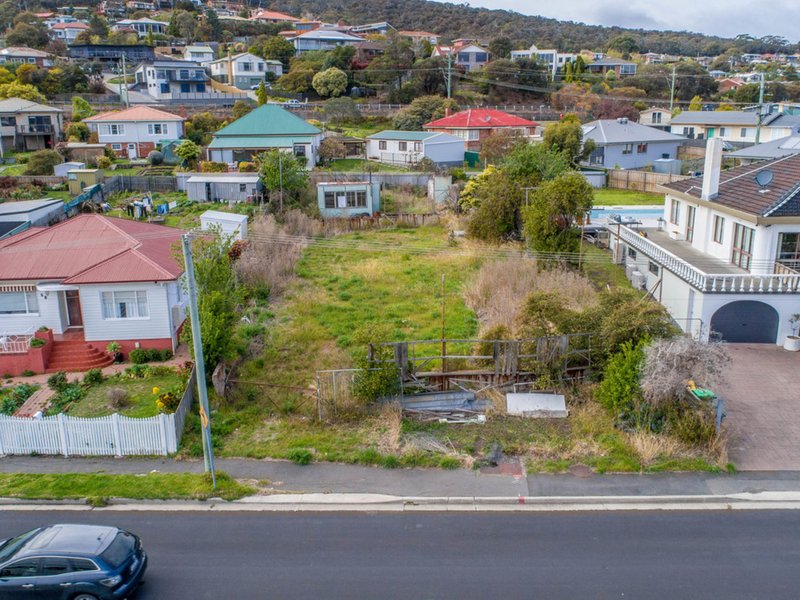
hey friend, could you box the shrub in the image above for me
[29,338,46,348]
[238,161,257,172]
[37,326,50,332]
[147,150,164,165]
[106,387,130,410]
[21,370,35,377]
[47,371,68,393]
[155,387,181,413]
[287,448,313,465]
[83,368,104,385]
[131,348,173,364]
[199,161,228,173]
[96,155,112,169]
[24,150,62,176]
[129,348,148,364]
[125,364,150,378]
[106,341,121,354]
[665,403,717,446]
[596,341,646,424]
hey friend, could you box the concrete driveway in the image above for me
[717,344,800,471]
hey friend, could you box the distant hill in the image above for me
[267,0,791,56]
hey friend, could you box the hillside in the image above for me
[268,0,744,56]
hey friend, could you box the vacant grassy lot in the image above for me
[0,472,253,501]
[322,158,410,172]
[594,188,663,206]
[68,371,184,418]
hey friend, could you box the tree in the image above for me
[312,67,348,98]
[278,63,317,93]
[688,95,703,111]
[488,37,512,59]
[72,97,94,121]
[522,171,594,253]
[258,149,309,209]
[256,36,295,65]
[88,13,109,38]
[542,115,595,166]
[184,112,224,146]
[0,82,45,103]
[0,68,13,85]
[232,100,253,119]
[324,96,361,125]
[502,143,570,185]
[66,121,90,141]
[606,34,639,58]
[408,56,447,96]
[466,169,525,243]
[480,129,528,164]
[5,22,49,48]
[205,8,222,39]
[318,137,347,164]
[255,81,269,105]
[392,95,458,130]
[175,139,201,169]
[25,149,62,175]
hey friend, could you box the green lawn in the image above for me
[594,188,664,206]
[581,245,632,290]
[321,158,411,173]
[0,472,253,501]
[0,163,27,176]
[68,371,185,418]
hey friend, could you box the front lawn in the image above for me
[593,188,663,206]
[67,370,185,418]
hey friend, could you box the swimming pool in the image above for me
[589,206,664,223]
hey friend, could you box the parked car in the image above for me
[0,524,147,599]
[249,82,272,90]
[283,99,301,106]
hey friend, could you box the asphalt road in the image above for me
[2,511,798,599]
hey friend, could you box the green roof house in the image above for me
[207,104,323,168]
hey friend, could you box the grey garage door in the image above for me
[710,301,779,343]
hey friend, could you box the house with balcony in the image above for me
[208,52,283,89]
[48,21,90,44]
[0,98,63,152]
[68,43,155,63]
[112,18,168,38]
[607,138,800,344]
[133,59,210,100]
[432,42,490,72]
[510,44,576,79]
[289,29,363,53]
[83,106,185,160]
[670,111,800,145]
[586,57,637,77]
[365,130,464,167]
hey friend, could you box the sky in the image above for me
[434,0,797,41]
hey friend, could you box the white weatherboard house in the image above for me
[366,131,464,167]
[83,106,185,159]
[608,138,800,345]
[670,111,800,145]
[209,52,283,89]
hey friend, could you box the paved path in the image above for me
[13,387,53,418]
[717,344,800,470]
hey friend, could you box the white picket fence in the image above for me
[0,369,196,457]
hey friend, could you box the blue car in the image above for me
[0,524,147,599]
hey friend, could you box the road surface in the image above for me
[2,511,797,599]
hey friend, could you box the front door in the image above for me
[65,290,83,327]
[686,205,696,243]
[127,144,137,159]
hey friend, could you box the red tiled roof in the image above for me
[84,106,184,123]
[424,109,538,129]
[0,214,184,284]
[50,22,89,30]
[251,10,298,21]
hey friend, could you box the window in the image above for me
[196,83,205,93]
[293,144,306,158]
[179,69,189,79]
[101,291,149,319]
[740,127,748,138]
[620,64,636,75]
[0,291,38,314]
[106,124,125,135]
[0,559,40,578]
[180,83,190,93]
[155,70,167,79]
[241,62,253,72]
[42,557,72,576]
[474,52,488,62]
[457,52,469,62]
[398,141,407,151]
[70,559,99,572]
[323,189,367,209]
[378,140,387,150]
[100,532,136,569]
[413,142,422,152]
[648,262,660,275]
[258,63,265,71]
[719,127,726,137]
[670,199,680,224]
[239,183,247,192]
[637,143,648,153]
[111,144,122,150]
[652,112,662,124]
[777,232,800,269]
[0,116,15,126]
[713,215,725,244]
[627,247,637,259]
[731,223,755,270]
[622,143,633,155]
[683,126,695,138]
[686,205,696,243]
[147,123,167,135]
[160,83,169,94]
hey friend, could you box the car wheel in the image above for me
[72,594,100,600]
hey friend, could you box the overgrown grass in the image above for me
[0,472,253,501]
[581,245,632,290]
[321,158,410,172]
[68,372,184,418]
[593,188,664,206]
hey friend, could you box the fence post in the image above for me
[0,419,5,456]
[57,413,69,457]
[111,413,123,457]
[158,413,169,455]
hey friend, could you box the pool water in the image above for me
[589,206,664,222]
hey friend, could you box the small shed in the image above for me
[186,174,262,203]
[0,198,65,229]
[62,142,107,165]
[200,210,248,240]
[67,169,104,196]
[54,161,85,177]
[317,181,381,218]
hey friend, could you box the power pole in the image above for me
[181,234,217,490]
[278,151,284,212]
[121,52,129,108]
[669,65,676,113]
[756,72,766,144]
[446,50,452,99]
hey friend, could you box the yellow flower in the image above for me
[152,387,160,395]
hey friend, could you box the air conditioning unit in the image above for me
[625,265,638,279]
[631,271,647,289]
[669,230,684,241]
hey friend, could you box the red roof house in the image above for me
[423,109,539,151]
[0,215,188,372]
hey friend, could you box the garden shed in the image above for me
[317,181,381,218]
[186,174,262,203]
[200,210,248,240]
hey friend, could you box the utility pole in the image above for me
[446,50,452,99]
[278,151,284,212]
[440,274,446,374]
[121,52,129,108]
[669,65,676,113]
[181,234,217,490]
[756,72,766,144]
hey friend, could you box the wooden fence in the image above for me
[9,176,67,186]
[606,169,689,193]
[310,172,432,187]
[0,368,195,457]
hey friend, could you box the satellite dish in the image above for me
[754,169,774,188]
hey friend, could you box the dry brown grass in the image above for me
[464,256,598,333]
[373,402,403,454]
[628,430,684,465]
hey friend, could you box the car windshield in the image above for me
[100,532,135,568]
[0,529,40,564]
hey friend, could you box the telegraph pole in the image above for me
[181,233,217,490]
[756,72,766,144]
[446,51,453,99]
[121,52,129,108]
[669,65,676,113]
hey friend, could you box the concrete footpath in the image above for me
[3,456,800,501]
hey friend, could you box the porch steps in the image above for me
[46,340,115,373]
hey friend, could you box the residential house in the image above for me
[423,108,538,151]
[586,57,638,77]
[728,136,800,164]
[582,118,685,169]
[133,59,210,100]
[68,44,155,63]
[0,98,63,153]
[432,43,490,72]
[49,22,90,44]
[112,18,168,38]
[0,214,188,375]
[0,47,52,68]
[607,140,800,344]
[349,22,394,35]
[638,107,673,131]
[510,44,576,79]
[718,77,746,94]
[83,106,185,160]
[398,31,440,45]
[209,53,283,89]
[290,29,363,53]
[293,21,322,33]
[365,131,464,167]
[353,41,386,68]
[317,181,381,218]
[249,9,299,24]
[207,104,323,167]
[187,175,262,204]
[183,45,215,64]
[670,111,800,144]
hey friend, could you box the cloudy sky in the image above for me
[435,0,796,40]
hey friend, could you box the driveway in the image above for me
[717,344,800,470]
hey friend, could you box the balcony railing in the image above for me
[0,332,33,354]
[17,124,54,134]
[167,72,209,82]
[618,225,800,294]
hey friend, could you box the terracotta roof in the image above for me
[0,214,184,284]
[50,22,89,30]
[250,9,298,21]
[424,109,538,129]
[84,106,184,123]
[663,153,800,218]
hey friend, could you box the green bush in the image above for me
[83,368,104,385]
[287,448,313,465]
[96,155,112,169]
[24,150,62,176]
[596,341,645,416]
[47,371,68,393]
[665,404,717,446]
[130,348,172,364]
[125,364,151,378]
[21,370,35,377]
[29,338,46,348]
[199,161,228,173]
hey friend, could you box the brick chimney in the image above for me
[445,107,452,118]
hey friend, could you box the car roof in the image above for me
[14,525,118,559]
